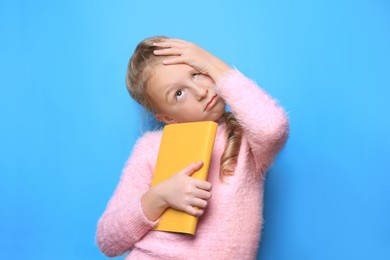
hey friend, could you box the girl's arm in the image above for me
[216,70,289,169]
[96,133,158,257]
[97,133,212,257]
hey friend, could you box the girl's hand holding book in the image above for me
[142,161,212,221]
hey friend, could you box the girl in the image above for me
[96,36,289,259]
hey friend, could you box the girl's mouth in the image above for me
[204,95,218,112]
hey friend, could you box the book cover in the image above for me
[151,121,218,235]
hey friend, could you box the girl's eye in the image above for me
[175,89,185,100]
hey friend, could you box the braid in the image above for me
[220,112,242,179]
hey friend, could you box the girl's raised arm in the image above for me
[216,70,289,171]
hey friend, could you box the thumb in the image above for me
[181,161,204,176]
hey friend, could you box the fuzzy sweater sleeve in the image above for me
[216,69,289,171]
[96,132,160,257]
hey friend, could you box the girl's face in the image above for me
[147,64,226,124]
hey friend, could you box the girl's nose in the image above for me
[194,86,208,100]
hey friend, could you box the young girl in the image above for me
[96,36,289,259]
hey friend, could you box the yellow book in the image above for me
[151,121,218,235]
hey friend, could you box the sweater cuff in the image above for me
[135,192,159,229]
[215,68,241,89]
[114,193,158,243]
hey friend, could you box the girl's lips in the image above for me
[204,95,218,111]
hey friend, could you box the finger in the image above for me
[194,189,211,200]
[153,48,182,56]
[154,38,188,46]
[191,198,208,209]
[185,205,204,217]
[153,42,185,51]
[181,161,203,176]
[195,180,212,191]
[161,57,187,65]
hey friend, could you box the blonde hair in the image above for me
[126,36,242,179]
[126,36,168,112]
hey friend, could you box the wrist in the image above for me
[151,184,169,209]
[141,186,168,221]
[208,57,232,83]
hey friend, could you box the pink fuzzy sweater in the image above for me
[96,70,289,259]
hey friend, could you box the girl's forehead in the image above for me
[149,64,192,90]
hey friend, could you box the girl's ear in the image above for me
[154,113,178,124]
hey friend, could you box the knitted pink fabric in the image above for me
[96,70,289,259]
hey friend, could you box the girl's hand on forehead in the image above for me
[153,38,231,82]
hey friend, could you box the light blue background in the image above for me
[1,0,389,259]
